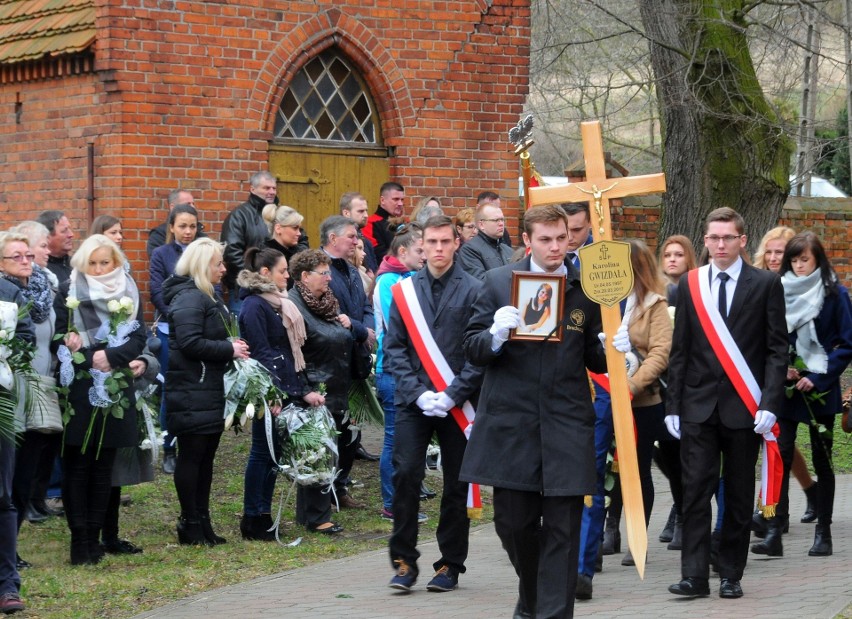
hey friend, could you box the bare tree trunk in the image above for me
[845,0,852,189]
[639,0,794,251]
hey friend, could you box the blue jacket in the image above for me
[782,284,852,422]
[326,254,374,343]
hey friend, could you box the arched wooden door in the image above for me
[269,49,389,245]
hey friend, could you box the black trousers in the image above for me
[173,433,221,519]
[62,445,116,538]
[680,409,759,581]
[777,415,834,525]
[389,405,470,575]
[332,411,357,496]
[493,489,584,619]
[12,431,52,529]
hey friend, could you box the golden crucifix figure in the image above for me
[529,121,666,578]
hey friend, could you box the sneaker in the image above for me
[426,565,458,592]
[0,592,24,614]
[389,559,418,591]
[380,508,428,523]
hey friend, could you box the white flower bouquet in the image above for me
[275,403,339,487]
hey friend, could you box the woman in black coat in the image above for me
[237,247,327,539]
[52,234,146,565]
[766,232,852,557]
[163,238,249,546]
[288,249,354,532]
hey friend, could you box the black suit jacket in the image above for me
[385,262,484,409]
[667,263,787,429]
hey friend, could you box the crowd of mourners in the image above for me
[0,170,850,618]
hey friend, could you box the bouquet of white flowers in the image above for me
[275,403,339,487]
[221,313,286,432]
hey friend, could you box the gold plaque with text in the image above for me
[578,241,633,307]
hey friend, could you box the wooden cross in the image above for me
[529,121,666,579]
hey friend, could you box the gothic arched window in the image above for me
[274,49,378,144]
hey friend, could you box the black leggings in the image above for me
[173,433,221,519]
[62,445,116,535]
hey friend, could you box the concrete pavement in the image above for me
[135,472,852,619]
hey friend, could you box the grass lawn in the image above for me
[17,427,485,619]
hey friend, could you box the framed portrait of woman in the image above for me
[509,271,566,342]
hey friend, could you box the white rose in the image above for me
[66,296,80,310]
[120,296,134,311]
[139,438,153,450]
[224,412,234,430]
[239,411,247,427]
[107,299,121,313]
[0,330,6,340]
[245,402,255,419]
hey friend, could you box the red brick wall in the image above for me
[1,0,531,307]
[612,198,852,290]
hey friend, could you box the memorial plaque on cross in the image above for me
[529,121,666,579]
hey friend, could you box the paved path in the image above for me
[135,473,852,619]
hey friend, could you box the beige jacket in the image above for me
[627,292,672,408]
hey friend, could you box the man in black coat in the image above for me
[665,207,787,600]
[460,205,607,618]
[385,216,483,593]
[36,210,74,286]
[457,202,513,280]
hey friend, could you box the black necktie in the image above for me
[718,272,730,320]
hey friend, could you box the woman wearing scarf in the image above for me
[771,232,852,558]
[236,247,325,540]
[261,204,310,278]
[288,249,354,534]
[51,234,146,565]
[1,231,55,570]
[372,224,424,520]
[162,238,249,546]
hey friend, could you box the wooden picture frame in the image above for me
[509,271,566,342]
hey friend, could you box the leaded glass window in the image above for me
[274,49,378,143]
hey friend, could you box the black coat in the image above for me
[327,254,374,343]
[667,264,788,428]
[163,275,234,436]
[460,257,606,496]
[458,232,513,281]
[385,262,484,409]
[53,281,145,450]
[221,193,274,289]
[288,287,353,415]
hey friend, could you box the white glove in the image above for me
[416,390,438,413]
[489,306,522,344]
[430,392,454,418]
[612,324,631,353]
[754,409,777,435]
[664,415,681,439]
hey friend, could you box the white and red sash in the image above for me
[687,266,783,514]
[391,277,482,518]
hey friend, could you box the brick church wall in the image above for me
[1,0,531,306]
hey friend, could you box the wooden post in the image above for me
[528,121,666,578]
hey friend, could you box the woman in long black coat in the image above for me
[53,234,146,565]
[163,238,249,546]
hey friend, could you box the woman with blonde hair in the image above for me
[753,226,795,272]
[411,196,443,225]
[162,238,250,545]
[51,234,146,564]
[262,204,309,269]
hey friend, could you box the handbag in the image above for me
[25,374,64,434]
[350,340,374,380]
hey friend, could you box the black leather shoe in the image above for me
[24,505,48,524]
[355,445,380,461]
[16,554,31,569]
[575,573,593,600]
[668,577,710,597]
[308,522,343,535]
[513,599,533,619]
[719,578,743,598]
[102,538,143,554]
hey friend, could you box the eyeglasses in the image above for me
[481,218,505,224]
[705,235,742,244]
[310,270,332,278]
[462,224,476,230]
[2,254,35,263]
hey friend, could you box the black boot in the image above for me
[750,516,783,556]
[801,483,818,523]
[595,541,603,573]
[601,519,621,555]
[808,523,832,556]
[87,527,105,564]
[667,514,683,550]
[240,514,276,541]
[659,505,676,543]
[177,517,213,546]
[198,511,227,545]
[751,509,768,538]
[69,529,91,566]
